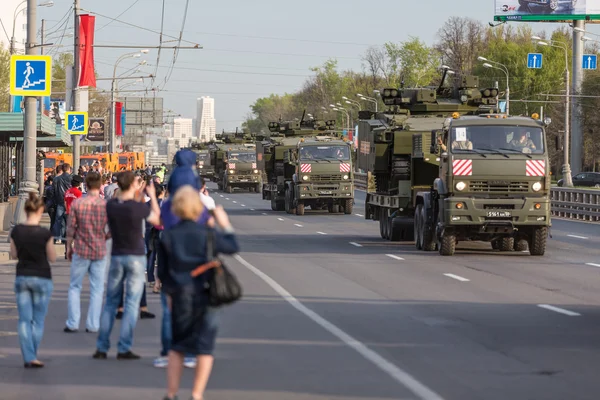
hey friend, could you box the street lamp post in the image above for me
[533,37,573,188]
[331,105,350,130]
[9,1,54,55]
[109,51,148,153]
[477,56,510,115]
[357,93,378,112]
[342,96,361,110]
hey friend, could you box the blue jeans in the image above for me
[66,254,107,332]
[52,204,66,240]
[160,291,172,357]
[96,255,146,354]
[14,276,53,363]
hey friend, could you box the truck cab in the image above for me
[222,147,261,193]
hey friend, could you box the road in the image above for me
[1,185,600,399]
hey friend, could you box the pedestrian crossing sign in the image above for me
[65,111,89,135]
[10,55,52,97]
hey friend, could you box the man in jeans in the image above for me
[52,163,73,244]
[93,171,160,360]
[64,172,110,333]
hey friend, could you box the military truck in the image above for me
[359,72,551,256]
[211,130,260,193]
[258,116,354,215]
[189,141,218,181]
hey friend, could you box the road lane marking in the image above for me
[443,273,470,282]
[294,224,303,227]
[233,201,237,204]
[225,198,230,200]
[262,213,268,215]
[567,234,588,239]
[349,242,363,247]
[317,231,328,235]
[219,194,223,197]
[538,304,580,316]
[241,204,246,207]
[250,209,255,211]
[586,263,600,268]
[277,218,285,221]
[355,213,364,217]
[234,254,446,400]
[386,254,404,261]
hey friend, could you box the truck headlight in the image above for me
[532,182,542,192]
[343,175,349,180]
[229,169,234,174]
[254,169,259,174]
[302,175,309,181]
[199,165,203,169]
[455,181,466,191]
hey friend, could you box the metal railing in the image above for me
[355,173,600,222]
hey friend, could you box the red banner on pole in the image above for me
[79,14,96,88]
[115,102,123,136]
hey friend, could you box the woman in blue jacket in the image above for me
[158,185,239,400]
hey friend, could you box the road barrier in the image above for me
[355,173,600,222]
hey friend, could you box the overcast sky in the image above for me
[37,0,600,132]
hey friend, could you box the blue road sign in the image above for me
[65,111,89,135]
[527,53,543,69]
[583,54,597,70]
[10,55,52,97]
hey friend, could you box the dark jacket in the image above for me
[157,220,239,293]
[44,184,55,209]
[53,173,72,206]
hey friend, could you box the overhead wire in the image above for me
[96,0,141,32]
[161,0,191,89]
[152,0,166,88]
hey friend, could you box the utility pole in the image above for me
[571,20,584,175]
[72,0,81,171]
[12,0,39,225]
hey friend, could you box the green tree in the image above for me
[0,44,10,112]
[51,52,74,99]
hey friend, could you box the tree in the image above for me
[51,53,74,99]
[0,44,10,112]
[435,17,485,73]
[397,37,440,87]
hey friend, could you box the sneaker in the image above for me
[140,310,156,319]
[163,396,178,400]
[117,351,141,360]
[63,327,78,333]
[183,357,197,369]
[92,350,107,359]
[153,356,168,368]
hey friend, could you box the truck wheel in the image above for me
[296,202,305,216]
[402,221,415,241]
[439,232,456,256]
[284,189,295,214]
[390,218,402,241]
[343,199,353,214]
[529,227,547,256]
[415,205,423,250]
[500,237,514,252]
[380,208,390,240]
[226,185,233,194]
[271,198,278,211]
[332,205,341,213]
[217,182,223,190]
[420,205,436,251]
[514,239,528,252]
[256,183,262,193]
[491,240,500,250]
[379,210,386,239]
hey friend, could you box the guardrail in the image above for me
[354,173,600,222]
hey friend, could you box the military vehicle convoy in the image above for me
[210,130,261,193]
[358,72,551,256]
[189,141,218,181]
[257,115,354,215]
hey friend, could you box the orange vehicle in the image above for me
[80,153,119,172]
[43,152,73,175]
[118,152,145,171]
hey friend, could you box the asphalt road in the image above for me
[0,184,599,400]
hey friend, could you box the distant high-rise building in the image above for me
[196,96,216,142]
[172,118,193,148]
[0,1,27,54]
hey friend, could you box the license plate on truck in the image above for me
[320,190,332,195]
[487,211,512,218]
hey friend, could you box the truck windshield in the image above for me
[119,156,128,165]
[449,125,544,154]
[43,158,56,168]
[80,158,100,166]
[228,153,256,163]
[197,153,210,161]
[300,145,350,160]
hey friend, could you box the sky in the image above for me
[31,0,600,132]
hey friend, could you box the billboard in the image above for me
[494,0,600,22]
[86,118,106,142]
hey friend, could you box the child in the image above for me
[10,192,57,368]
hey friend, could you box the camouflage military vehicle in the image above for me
[257,116,353,215]
[189,141,219,181]
[211,130,260,193]
[358,71,551,256]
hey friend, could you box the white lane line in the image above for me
[567,234,589,239]
[232,201,237,204]
[349,242,363,247]
[586,263,600,268]
[538,304,581,317]
[294,224,303,227]
[219,195,224,198]
[241,204,246,207]
[234,254,445,400]
[225,198,230,200]
[262,213,268,215]
[355,213,364,217]
[317,231,328,235]
[277,218,285,221]
[386,254,404,261]
[443,273,470,282]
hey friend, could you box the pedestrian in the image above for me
[146,184,165,290]
[158,186,238,400]
[64,175,84,258]
[64,172,110,334]
[104,174,118,199]
[93,171,161,360]
[9,192,57,368]
[52,163,72,244]
[43,176,56,231]
[99,174,110,200]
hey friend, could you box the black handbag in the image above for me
[201,229,242,307]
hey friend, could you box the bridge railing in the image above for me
[354,173,600,222]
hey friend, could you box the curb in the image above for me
[0,252,9,262]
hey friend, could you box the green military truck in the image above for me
[257,116,354,215]
[210,130,260,193]
[189,141,217,181]
[359,72,551,256]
